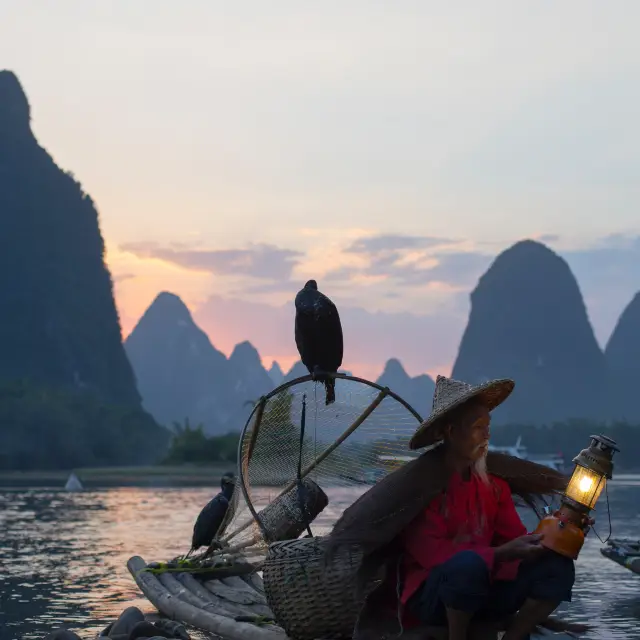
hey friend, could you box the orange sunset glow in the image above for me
[3,1,637,382]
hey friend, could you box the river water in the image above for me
[2,477,640,640]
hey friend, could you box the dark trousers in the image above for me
[408,549,575,626]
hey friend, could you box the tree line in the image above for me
[3,378,638,472]
[0,379,169,471]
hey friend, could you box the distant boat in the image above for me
[488,437,566,473]
[374,439,566,476]
[64,472,83,492]
[375,453,419,476]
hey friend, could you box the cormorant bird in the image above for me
[294,279,343,405]
[190,471,236,552]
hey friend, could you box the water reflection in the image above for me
[1,479,640,639]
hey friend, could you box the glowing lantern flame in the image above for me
[533,434,619,559]
[578,476,594,493]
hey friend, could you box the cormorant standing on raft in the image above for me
[294,279,343,405]
[190,471,236,553]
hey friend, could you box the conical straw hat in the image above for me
[409,375,515,450]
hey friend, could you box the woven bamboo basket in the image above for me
[262,536,367,640]
[258,479,328,542]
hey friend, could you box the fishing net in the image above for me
[219,373,423,556]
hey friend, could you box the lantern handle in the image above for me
[588,482,613,545]
[589,434,620,453]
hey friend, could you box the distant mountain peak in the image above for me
[126,291,223,362]
[453,239,606,424]
[284,360,309,382]
[124,293,232,433]
[604,291,640,421]
[381,358,409,380]
[375,360,434,418]
[139,291,194,324]
[0,70,31,136]
[268,361,284,386]
[227,341,274,406]
[269,360,283,375]
[606,291,640,358]
[511,238,552,251]
[0,70,141,406]
[151,291,190,309]
[230,340,262,366]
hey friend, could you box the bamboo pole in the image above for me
[244,396,267,474]
[128,556,286,640]
[176,573,248,618]
[220,575,268,604]
[221,387,389,544]
[242,570,265,594]
[203,580,273,617]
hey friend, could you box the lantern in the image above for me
[534,434,619,559]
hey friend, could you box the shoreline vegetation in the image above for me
[3,384,640,483]
[0,464,234,488]
[2,465,640,489]
[3,415,640,488]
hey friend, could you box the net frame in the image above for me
[228,371,423,545]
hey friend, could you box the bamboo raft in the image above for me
[601,538,640,575]
[127,556,574,640]
[128,556,286,640]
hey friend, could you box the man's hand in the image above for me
[495,534,546,562]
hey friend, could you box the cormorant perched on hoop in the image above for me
[189,471,235,554]
[294,279,343,405]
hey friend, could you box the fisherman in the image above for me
[325,375,588,640]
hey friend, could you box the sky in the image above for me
[3,1,640,380]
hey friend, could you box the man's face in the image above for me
[446,402,491,462]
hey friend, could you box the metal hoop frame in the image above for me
[235,371,424,533]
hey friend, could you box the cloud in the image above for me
[344,234,455,255]
[391,251,493,288]
[193,294,466,381]
[228,280,299,296]
[108,229,640,396]
[117,234,485,300]
[324,266,359,283]
[323,233,640,313]
[588,234,640,252]
[187,233,640,381]
[115,232,640,365]
[119,241,303,280]
[537,234,560,244]
[112,273,136,283]
[322,232,491,290]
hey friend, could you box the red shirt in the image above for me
[400,471,527,605]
